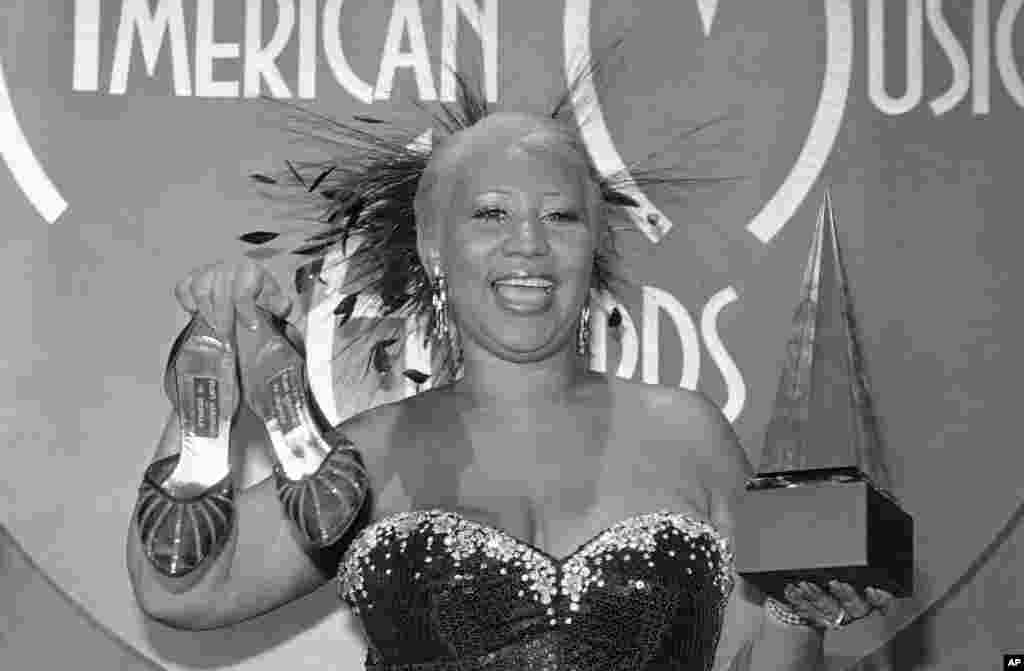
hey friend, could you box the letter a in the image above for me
[375,0,437,101]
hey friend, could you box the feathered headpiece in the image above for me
[242,58,721,386]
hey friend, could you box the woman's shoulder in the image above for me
[329,388,456,518]
[605,376,721,429]
[605,376,750,474]
[331,385,453,445]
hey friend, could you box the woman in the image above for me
[127,103,894,670]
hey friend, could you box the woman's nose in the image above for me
[504,214,550,256]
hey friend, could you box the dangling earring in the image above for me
[430,264,462,380]
[431,265,451,342]
[576,300,591,357]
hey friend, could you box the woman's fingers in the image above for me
[782,581,897,629]
[827,581,872,619]
[799,582,845,625]
[213,268,236,337]
[232,262,264,331]
[190,267,219,335]
[783,582,849,629]
[865,587,895,614]
[783,582,828,625]
[176,261,291,339]
[254,270,292,318]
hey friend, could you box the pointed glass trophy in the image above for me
[734,191,914,601]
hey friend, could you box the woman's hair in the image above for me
[244,60,717,384]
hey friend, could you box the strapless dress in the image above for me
[338,509,734,670]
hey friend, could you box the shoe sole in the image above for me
[240,315,332,481]
[163,318,236,495]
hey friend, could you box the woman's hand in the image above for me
[174,260,293,338]
[782,580,895,630]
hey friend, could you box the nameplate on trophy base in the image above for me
[733,468,913,602]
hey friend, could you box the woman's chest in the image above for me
[379,426,708,557]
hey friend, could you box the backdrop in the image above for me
[2,1,1022,669]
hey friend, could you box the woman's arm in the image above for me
[128,259,372,630]
[126,405,348,630]
[679,393,826,671]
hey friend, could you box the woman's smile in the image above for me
[490,272,558,314]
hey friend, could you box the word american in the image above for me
[72,0,498,101]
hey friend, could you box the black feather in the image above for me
[333,293,359,326]
[403,369,429,385]
[307,227,347,242]
[292,241,334,256]
[239,231,280,244]
[309,166,336,192]
[371,339,397,374]
[285,160,306,188]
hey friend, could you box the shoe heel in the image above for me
[240,309,367,548]
[135,315,238,579]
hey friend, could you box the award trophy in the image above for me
[734,192,914,601]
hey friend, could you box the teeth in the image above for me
[494,277,554,289]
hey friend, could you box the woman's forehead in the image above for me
[456,147,588,200]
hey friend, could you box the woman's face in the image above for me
[439,145,598,362]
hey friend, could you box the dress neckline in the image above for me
[363,508,729,563]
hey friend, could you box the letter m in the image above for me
[110,0,192,95]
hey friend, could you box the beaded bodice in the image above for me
[338,509,735,670]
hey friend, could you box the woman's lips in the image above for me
[491,276,556,313]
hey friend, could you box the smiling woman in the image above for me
[124,68,896,670]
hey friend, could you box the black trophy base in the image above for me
[733,470,913,602]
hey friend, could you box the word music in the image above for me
[868,0,1024,115]
[71,0,498,101]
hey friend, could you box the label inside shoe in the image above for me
[192,376,220,438]
[268,367,302,434]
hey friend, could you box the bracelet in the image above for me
[765,597,816,629]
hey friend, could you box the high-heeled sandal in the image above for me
[134,314,238,579]
[238,308,368,549]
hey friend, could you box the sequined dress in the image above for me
[338,509,734,670]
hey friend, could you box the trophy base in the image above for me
[733,470,913,602]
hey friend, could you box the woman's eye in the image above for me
[544,210,581,224]
[472,207,507,221]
